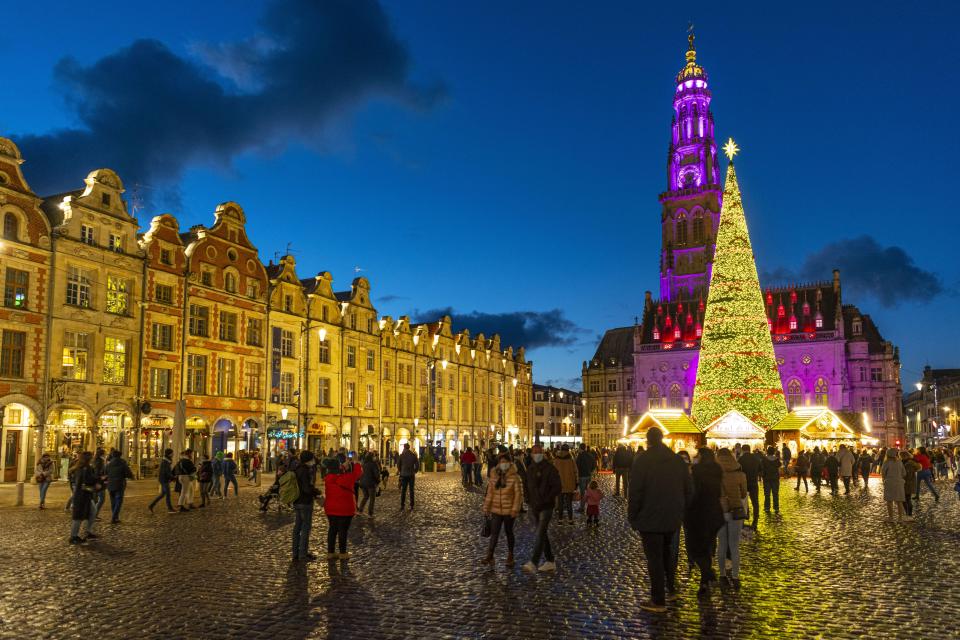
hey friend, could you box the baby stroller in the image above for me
[259,463,290,513]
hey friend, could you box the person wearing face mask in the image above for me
[291,451,323,562]
[522,445,562,573]
[481,454,523,567]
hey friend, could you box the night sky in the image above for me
[2,0,957,389]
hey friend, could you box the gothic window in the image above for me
[669,383,683,409]
[814,378,829,406]
[676,214,688,246]
[787,379,803,409]
[692,212,704,242]
[648,384,662,410]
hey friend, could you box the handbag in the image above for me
[480,516,492,537]
[730,505,748,521]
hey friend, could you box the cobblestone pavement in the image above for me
[1,471,959,639]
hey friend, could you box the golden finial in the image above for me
[723,137,740,161]
[687,22,696,64]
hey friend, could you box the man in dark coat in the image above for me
[809,447,826,493]
[613,445,634,497]
[522,444,562,574]
[575,443,597,512]
[628,427,692,612]
[104,450,134,524]
[292,451,322,561]
[738,445,762,529]
[761,446,782,514]
[683,448,724,598]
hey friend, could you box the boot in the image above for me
[506,552,515,567]
[481,551,494,565]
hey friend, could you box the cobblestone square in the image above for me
[1,472,958,639]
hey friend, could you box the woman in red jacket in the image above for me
[323,455,364,559]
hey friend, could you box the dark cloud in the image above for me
[413,307,584,350]
[15,0,444,196]
[377,294,408,303]
[543,377,583,391]
[762,235,943,308]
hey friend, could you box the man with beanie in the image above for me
[522,444,561,573]
[292,451,322,561]
[628,427,692,613]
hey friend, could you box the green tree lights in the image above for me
[691,157,787,429]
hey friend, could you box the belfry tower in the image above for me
[659,32,722,303]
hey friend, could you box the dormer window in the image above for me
[224,272,237,293]
[246,280,258,299]
[160,249,173,266]
[101,193,111,207]
[852,318,862,336]
[3,213,18,240]
[284,294,293,312]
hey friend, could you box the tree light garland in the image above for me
[691,157,788,429]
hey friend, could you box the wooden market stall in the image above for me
[766,407,879,454]
[703,410,766,451]
[621,410,704,453]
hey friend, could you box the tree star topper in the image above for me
[723,137,739,160]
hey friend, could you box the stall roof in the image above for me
[628,410,701,436]
[770,408,857,436]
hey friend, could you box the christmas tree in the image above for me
[691,141,788,429]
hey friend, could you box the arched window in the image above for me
[3,212,18,240]
[669,383,683,409]
[787,379,803,409]
[814,377,829,406]
[676,214,688,246]
[224,272,238,293]
[648,385,662,410]
[692,212,704,242]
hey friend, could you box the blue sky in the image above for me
[2,0,957,389]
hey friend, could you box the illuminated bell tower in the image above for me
[659,31,722,302]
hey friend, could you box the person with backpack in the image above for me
[289,451,322,561]
[148,449,176,514]
[198,454,214,507]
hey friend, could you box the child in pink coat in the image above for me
[584,480,603,525]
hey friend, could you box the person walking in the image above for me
[211,452,224,498]
[34,453,55,509]
[148,449,176,513]
[628,427,692,612]
[684,448,724,599]
[69,452,101,544]
[838,444,856,495]
[613,445,633,497]
[717,448,747,590]
[584,480,603,526]
[859,450,874,488]
[901,451,921,517]
[398,443,419,511]
[825,450,840,496]
[794,449,810,493]
[291,451,322,562]
[738,445,761,530]
[575,443,597,513]
[222,452,239,498]
[92,447,107,514]
[881,449,913,522]
[481,453,523,566]
[104,450,133,524]
[198,453,214,507]
[357,452,381,517]
[323,452,363,559]
[551,444,578,524]
[780,443,792,479]
[248,450,261,484]
[761,446,781,515]
[174,450,197,512]
[522,445,561,574]
[913,447,940,501]
[460,447,476,486]
[809,447,825,493]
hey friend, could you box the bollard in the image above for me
[15,481,24,506]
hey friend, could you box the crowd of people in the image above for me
[37,435,960,606]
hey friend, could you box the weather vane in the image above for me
[723,137,739,160]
